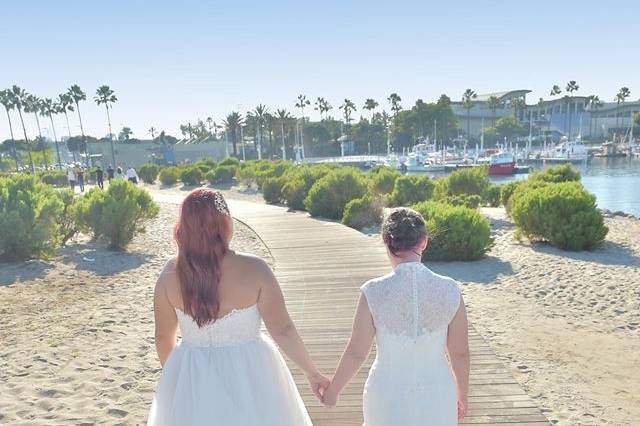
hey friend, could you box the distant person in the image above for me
[96,166,104,189]
[67,167,76,191]
[106,164,115,182]
[126,166,139,184]
[76,167,85,192]
[115,166,124,180]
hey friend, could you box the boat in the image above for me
[488,152,516,175]
[593,141,627,158]
[535,137,589,163]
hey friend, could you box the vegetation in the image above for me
[435,166,489,199]
[179,166,203,186]
[413,201,492,261]
[74,180,159,250]
[304,168,367,219]
[159,166,180,186]
[342,195,383,230]
[207,165,237,184]
[369,166,400,195]
[138,163,160,184]
[385,175,435,207]
[484,184,502,207]
[262,177,286,204]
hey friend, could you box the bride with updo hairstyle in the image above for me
[322,207,471,426]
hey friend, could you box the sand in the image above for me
[0,200,272,425]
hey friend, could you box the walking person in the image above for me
[96,166,104,189]
[106,164,115,183]
[115,166,124,180]
[76,166,85,192]
[321,207,470,425]
[67,167,76,192]
[126,165,139,184]
[147,189,325,425]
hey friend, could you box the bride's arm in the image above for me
[153,268,179,367]
[446,295,470,419]
[321,293,375,407]
[258,261,328,397]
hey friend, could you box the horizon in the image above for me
[1,0,640,141]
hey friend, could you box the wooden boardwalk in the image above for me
[228,199,548,425]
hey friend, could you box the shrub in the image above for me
[39,170,67,187]
[530,163,581,183]
[236,165,256,187]
[443,194,482,209]
[281,165,333,210]
[342,195,383,230]
[159,166,180,186]
[218,157,240,167]
[413,201,492,261]
[385,175,435,207]
[138,163,160,184]
[57,189,78,245]
[484,184,502,207]
[435,166,490,200]
[369,167,400,195]
[262,177,286,204]
[74,180,159,250]
[193,159,217,174]
[511,181,608,250]
[0,175,65,260]
[304,168,368,219]
[500,180,523,213]
[179,166,203,186]
[207,165,237,184]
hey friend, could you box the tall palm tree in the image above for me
[295,95,311,158]
[41,98,63,169]
[322,98,333,120]
[615,87,631,131]
[206,117,214,136]
[486,95,501,126]
[58,93,76,162]
[94,85,117,166]
[24,94,49,169]
[461,89,477,145]
[149,127,157,140]
[314,97,326,120]
[276,109,291,160]
[253,104,269,160]
[339,98,357,140]
[586,95,602,138]
[363,98,379,154]
[0,89,20,171]
[223,112,243,156]
[11,86,35,172]
[548,85,562,132]
[565,80,579,138]
[67,85,88,166]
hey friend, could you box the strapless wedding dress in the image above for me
[361,262,461,426]
[147,304,312,426]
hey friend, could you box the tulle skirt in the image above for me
[147,334,312,426]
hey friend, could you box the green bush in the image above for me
[281,165,333,210]
[385,175,435,207]
[0,175,65,260]
[511,181,608,250]
[484,184,502,207]
[138,163,160,184]
[207,165,237,184]
[304,168,368,219]
[342,195,383,230]
[74,180,159,250]
[219,157,240,167]
[413,201,492,261]
[159,166,180,186]
[500,180,523,213]
[530,163,581,183]
[443,194,482,209]
[236,165,256,187]
[262,177,286,204]
[435,166,490,199]
[39,170,67,187]
[193,159,217,174]
[179,166,203,186]
[369,167,400,195]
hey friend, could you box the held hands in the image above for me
[306,371,330,401]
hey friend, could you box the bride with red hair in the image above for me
[148,189,325,425]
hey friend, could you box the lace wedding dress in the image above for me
[147,304,312,426]
[361,262,461,426]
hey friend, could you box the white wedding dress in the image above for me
[361,262,461,426]
[147,304,312,426]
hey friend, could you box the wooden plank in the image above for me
[229,200,549,426]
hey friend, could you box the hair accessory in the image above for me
[213,192,230,216]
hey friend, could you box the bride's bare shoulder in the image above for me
[226,251,272,274]
[156,257,179,289]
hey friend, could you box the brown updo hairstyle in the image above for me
[382,207,428,255]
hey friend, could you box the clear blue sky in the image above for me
[1,0,639,141]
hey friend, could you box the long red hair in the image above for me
[174,188,231,327]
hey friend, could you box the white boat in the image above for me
[538,137,589,162]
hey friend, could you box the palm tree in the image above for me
[363,98,379,154]
[295,95,311,158]
[58,93,76,162]
[206,117,214,136]
[94,85,117,166]
[615,87,631,131]
[586,95,602,138]
[339,99,357,140]
[322,98,333,120]
[253,104,269,160]
[11,86,35,172]
[486,95,501,126]
[67,85,88,166]
[149,127,157,140]
[0,89,20,171]
[223,112,243,156]
[41,98,63,169]
[565,80,579,138]
[314,97,326,120]
[548,85,562,132]
[276,109,291,160]
[24,94,49,169]
[461,89,477,145]
[387,93,402,117]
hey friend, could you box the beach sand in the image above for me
[0,200,272,425]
